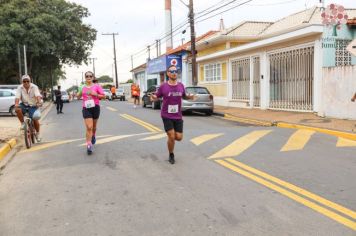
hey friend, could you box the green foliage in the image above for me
[126,79,134,83]
[103,84,113,89]
[97,75,113,83]
[0,0,97,87]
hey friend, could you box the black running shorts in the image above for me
[82,105,100,119]
[162,118,183,133]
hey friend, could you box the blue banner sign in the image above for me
[147,55,182,74]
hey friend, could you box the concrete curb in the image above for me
[0,138,17,162]
[214,111,356,141]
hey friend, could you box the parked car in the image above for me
[0,89,16,116]
[142,85,161,109]
[115,87,126,101]
[182,86,214,115]
[103,89,112,100]
[61,91,70,103]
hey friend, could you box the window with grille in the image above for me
[204,63,222,82]
[335,39,352,66]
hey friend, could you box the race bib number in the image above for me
[85,99,95,108]
[168,105,179,114]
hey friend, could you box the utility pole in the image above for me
[189,0,197,85]
[102,33,119,88]
[131,55,134,82]
[88,57,97,76]
[23,45,28,75]
[147,45,151,60]
[156,40,159,58]
[17,44,22,82]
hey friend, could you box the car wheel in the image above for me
[143,100,146,107]
[9,105,16,116]
[206,110,213,116]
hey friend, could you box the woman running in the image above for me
[77,71,105,154]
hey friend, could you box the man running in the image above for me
[15,75,43,142]
[54,85,64,114]
[77,71,105,155]
[150,65,195,164]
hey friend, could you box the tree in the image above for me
[97,75,113,83]
[0,0,97,87]
[126,79,134,84]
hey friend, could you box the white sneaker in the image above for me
[35,133,42,142]
[20,122,26,130]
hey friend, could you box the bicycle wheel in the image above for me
[24,120,32,149]
[30,121,36,144]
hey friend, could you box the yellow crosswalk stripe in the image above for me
[19,135,112,153]
[208,130,272,159]
[216,159,356,231]
[106,106,118,112]
[120,114,162,132]
[281,129,315,152]
[140,133,166,141]
[336,137,356,147]
[79,133,152,146]
[191,133,224,146]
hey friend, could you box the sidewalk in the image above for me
[214,106,356,134]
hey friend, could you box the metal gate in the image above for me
[252,57,260,107]
[231,58,250,101]
[269,46,314,111]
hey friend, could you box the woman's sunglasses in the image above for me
[169,70,178,74]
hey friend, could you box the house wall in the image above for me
[321,65,356,119]
[198,44,227,57]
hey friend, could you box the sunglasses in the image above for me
[23,80,30,83]
[169,70,178,74]
[85,75,93,78]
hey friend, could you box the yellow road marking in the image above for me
[336,137,356,147]
[79,132,152,146]
[106,106,118,112]
[216,159,356,231]
[208,130,272,159]
[140,133,166,141]
[281,129,315,152]
[225,158,356,220]
[19,138,84,153]
[19,135,112,153]
[120,114,162,132]
[191,133,224,146]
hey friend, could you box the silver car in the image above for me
[0,89,16,116]
[182,86,214,115]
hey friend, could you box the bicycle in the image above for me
[23,106,39,149]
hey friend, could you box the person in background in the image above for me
[54,85,64,114]
[132,84,140,108]
[351,93,356,102]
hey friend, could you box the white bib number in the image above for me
[168,104,179,114]
[85,99,95,109]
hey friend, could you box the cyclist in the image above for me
[77,71,105,155]
[15,75,42,142]
[150,65,195,164]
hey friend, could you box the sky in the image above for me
[61,0,356,89]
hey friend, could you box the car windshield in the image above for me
[61,91,68,95]
[186,87,209,94]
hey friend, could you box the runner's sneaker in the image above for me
[87,143,93,155]
[91,135,96,145]
[20,122,26,130]
[169,153,175,164]
[35,133,42,142]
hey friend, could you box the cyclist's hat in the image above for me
[22,75,31,81]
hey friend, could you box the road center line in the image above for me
[225,158,356,220]
[106,106,118,112]
[120,114,162,132]
[336,137,356,147]
[216,159,356,231]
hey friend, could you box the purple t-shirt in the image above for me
[155,82,186,120]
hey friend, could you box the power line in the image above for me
[196,0,254,24]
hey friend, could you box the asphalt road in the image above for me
[0,100,355,236]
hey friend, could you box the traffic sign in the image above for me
[346,39,356,57]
